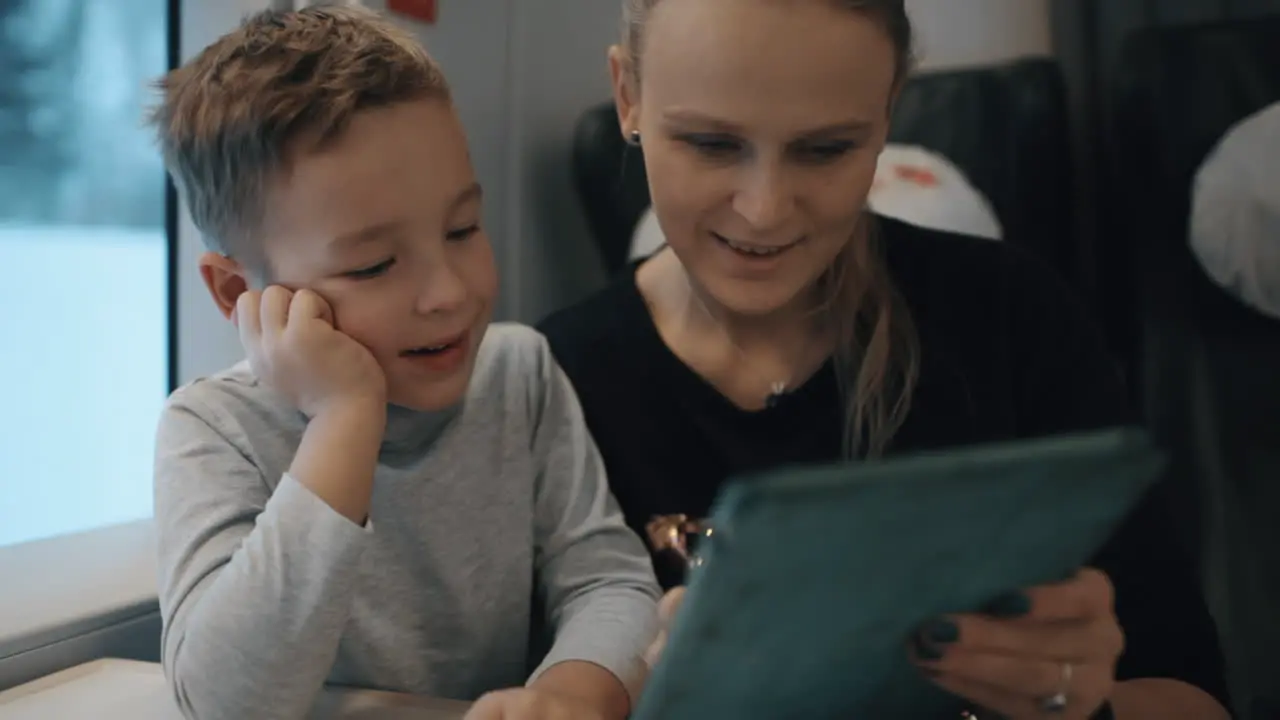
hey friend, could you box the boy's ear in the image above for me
[198,252,250,321]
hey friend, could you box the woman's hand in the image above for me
[912,568,1124,719]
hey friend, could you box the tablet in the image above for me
[632,427,1165,719]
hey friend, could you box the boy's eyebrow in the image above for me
[330,182,485,249]
[449,182,484,212]
[331,221,404,250]
[330,219,404,249]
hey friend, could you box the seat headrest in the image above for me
[888,58,1074,271]
[1109,17,1280,325]
[571,105,649,277]
[1112,18,1280,225]
[1190,102,1280,322]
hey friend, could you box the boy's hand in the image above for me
[462,688,605,720]
[233,286,386,417]
[643,586,686,668]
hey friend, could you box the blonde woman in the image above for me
[539,1,1232,717]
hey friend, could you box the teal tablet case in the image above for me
[633,428,1165,719]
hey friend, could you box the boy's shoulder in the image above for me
[465,322,575,429]
[472,322,557,387]
[161,360,304,448]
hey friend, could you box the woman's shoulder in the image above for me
[881,214,1038,288]
[883,215,1129,436]
[537,264,651,377]
[878,214,1085,328]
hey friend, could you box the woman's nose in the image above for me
[732,166,796,233]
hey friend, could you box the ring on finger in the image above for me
[1038,661,1072,714]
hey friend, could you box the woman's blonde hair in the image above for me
[620,0,921,458]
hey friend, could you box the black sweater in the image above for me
[539,215,1230,707]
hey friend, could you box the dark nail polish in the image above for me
[912,633,944,661]
[983,591,1032,618]
[923,618,959,644]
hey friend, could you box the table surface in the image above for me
[0,659,473,720]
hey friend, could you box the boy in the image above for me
[149,6,659,720]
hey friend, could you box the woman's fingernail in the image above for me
[983,591,1032,618]
[913,618,958,660]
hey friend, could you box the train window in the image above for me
[0,1,172,547]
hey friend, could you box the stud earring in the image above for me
[627,129,642,147]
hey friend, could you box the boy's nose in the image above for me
[414,266,468,316]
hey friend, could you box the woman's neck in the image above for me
[679,275,824,356]
[637,248,834,408]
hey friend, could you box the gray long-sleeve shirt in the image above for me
[153,323,661,720]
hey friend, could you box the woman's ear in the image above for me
[198,252,250,321]
[608,45,641,140]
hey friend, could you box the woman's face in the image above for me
[613,0,898,317]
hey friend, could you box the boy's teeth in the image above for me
[407,344,450,355]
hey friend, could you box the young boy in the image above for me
[149,7,659,720]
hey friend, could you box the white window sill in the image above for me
[0,520,158,661]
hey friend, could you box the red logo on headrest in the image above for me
[388,0,437,24]
[894,164,940,187]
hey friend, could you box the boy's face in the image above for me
[258,98,497,412]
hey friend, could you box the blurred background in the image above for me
[0,0,167,545]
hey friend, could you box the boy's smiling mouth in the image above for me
[397,330,473,374]
[400,331,468,357]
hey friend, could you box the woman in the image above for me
[538,0,1233,718]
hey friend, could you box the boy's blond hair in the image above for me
[149,4,450,260]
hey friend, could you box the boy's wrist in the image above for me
[310,399,385,444]
[312,393,387,424]
[290,398,386,525]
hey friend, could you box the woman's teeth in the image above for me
[715,233,791,256]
